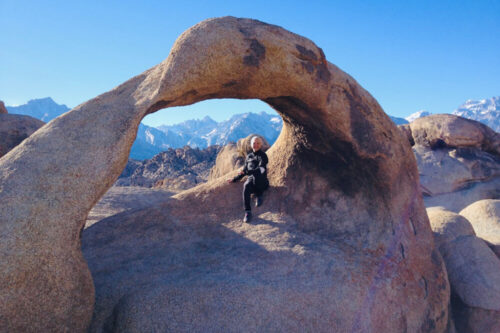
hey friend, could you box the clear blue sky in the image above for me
[1,0,499,126]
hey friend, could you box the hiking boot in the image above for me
[243,211,252,223]
[255,195,263,207]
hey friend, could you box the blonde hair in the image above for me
[250,136,262,145]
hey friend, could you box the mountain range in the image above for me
[4,96,499,159]
[452,96,500,132]
[6,97,70,122]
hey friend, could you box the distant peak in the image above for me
[28,97,55,104]
[201,115,215,122]
[405,110,431,122]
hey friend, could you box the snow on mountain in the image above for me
[6,97,70,122]
[156,111,283,149]
[452,96,499,132]
[389,116,408,125]
[130,123,188,160]
[129,112,282,159]
[405,110,431,123]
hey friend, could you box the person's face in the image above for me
[252,138,262,151]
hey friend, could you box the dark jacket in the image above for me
[232,149,269,187]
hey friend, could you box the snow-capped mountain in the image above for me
[156,112,283,148]
[389,116,408,125]
[202,112,282,147]
[131,112,282,159]
[405,110,431,123]
[6,97,70,122]
[130,123,190,160]
[452,96,499,132]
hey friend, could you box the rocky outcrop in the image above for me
[401,114,500,212]
[408,114,499,154]
[427,207,500,332]
[0,113,45,157]
[116,145,220,191]
[0,101,7,114]
[1,17,449,332]
[460,199,500,258]
[208,142,243,180]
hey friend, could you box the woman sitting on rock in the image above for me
[228,136,269,222]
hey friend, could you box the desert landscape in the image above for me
[1,15,499,333]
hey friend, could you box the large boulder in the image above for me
[0,113,45,157]
[427,207,500,332]
[208,142,243,180]
[460,199,500,257]
[408,114,499,154]
[401,115,500,212]
[1,17,449,331]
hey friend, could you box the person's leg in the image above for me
[243,177,255,212]
[254,177,269,207]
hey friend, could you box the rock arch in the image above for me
[0,17,449,331]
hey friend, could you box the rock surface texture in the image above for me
[85,186,173,228]
[460,199,500,258]
[428,207,500,332]
[401,114,500,212]
[1,17,449,332]
[0,113,45,158]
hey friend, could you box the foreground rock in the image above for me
[1,17,448,331]
[401,114,500,212]
[0,113,45,158]
[85,186,173,227]
[428,207,500,332]
[460,199,500,257]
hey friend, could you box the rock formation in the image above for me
[0,113,45,157]
[0,100,7,114]
[116,145,220,191]
[460,199,500,257]
[1,17,449,332]
[427,207,500,332]
[401,114,500,212]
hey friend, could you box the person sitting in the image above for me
[227,136,269,222]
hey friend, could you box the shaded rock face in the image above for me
[460,199,500,257]
[1,17,449,332]
[401,114,500,212]
[116,145,220,191]
[0,113,45,158]
[427,207,500,332]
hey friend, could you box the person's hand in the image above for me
[238,170,245,175]
[227,178,234,183]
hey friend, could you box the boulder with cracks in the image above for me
[1,17,449,332]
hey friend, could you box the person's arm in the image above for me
[231,170,245,182]
[258,152,268,175]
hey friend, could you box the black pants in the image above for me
[243,175,269,211]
